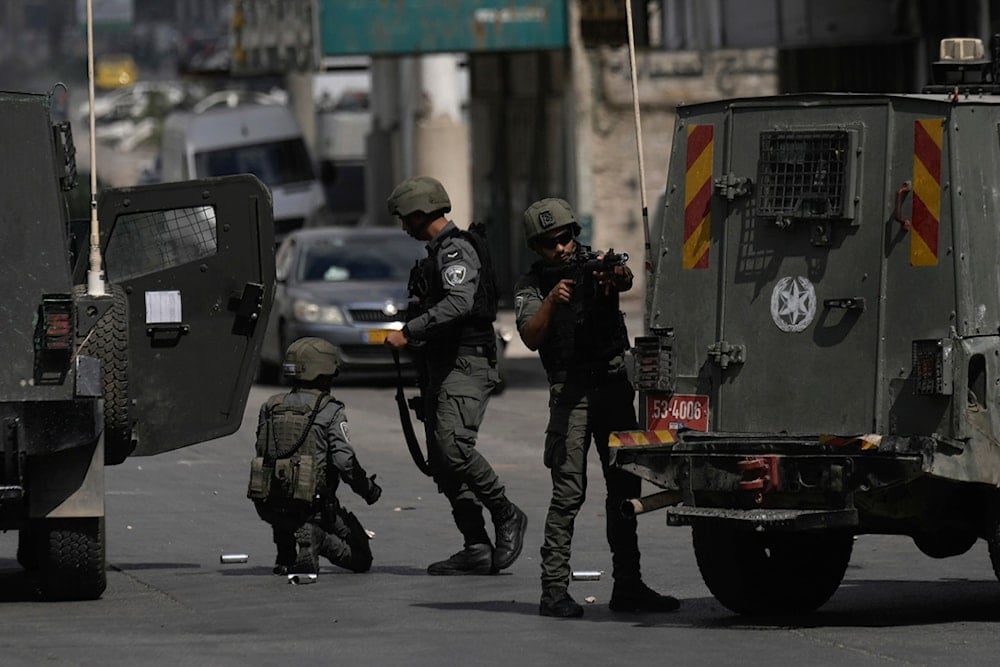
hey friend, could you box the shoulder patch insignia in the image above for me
[340,421,351,443]
[444,264,468,286]
[445,250,461,260]
[514,295,524,318]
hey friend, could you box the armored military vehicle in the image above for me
[0,88,275,599]
[611,37,1000,615]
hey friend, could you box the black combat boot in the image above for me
[492,503,527,571]
[539,590,584,618]
[427,543,494,575]
[273,534,297,575]
[608,580,680,612]
[292,523,323,575]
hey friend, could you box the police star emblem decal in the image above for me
[770,276,816,332]
[444,264,468,286]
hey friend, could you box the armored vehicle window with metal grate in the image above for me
[756,130,853,221]
[105,206,218,282]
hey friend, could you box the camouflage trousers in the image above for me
[422,353,507,547]
[255,497,372,573]
[539,372,642,598]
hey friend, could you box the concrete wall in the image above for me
[581,46,778,302]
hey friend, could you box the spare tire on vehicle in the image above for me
[75,284,134,465]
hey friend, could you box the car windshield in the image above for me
[195,138,315,186]
[297,235,423,282]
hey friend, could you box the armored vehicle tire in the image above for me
[74,285,134,465]
[38,517,106,601]
[913,529,979,559]
[692,523,853,615]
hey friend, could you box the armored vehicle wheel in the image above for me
[913,529,979,559]
[692,523,853,615]
[74,285,134,465]
[37,517,106,601]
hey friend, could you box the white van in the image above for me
[160,103,325,238]
[314,108,369,226]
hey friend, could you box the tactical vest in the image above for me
[247,391,330,504]
[532,247,629,374]
[407,223,498,349]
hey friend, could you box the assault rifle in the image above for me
[541,247,630,324]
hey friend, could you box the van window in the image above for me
[195,139,316,187]
[320,160,366,213]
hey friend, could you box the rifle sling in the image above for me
[393,349,433,477]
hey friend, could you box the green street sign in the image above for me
[320,0,567,55]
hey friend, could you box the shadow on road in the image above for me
[0,565,40,602]
[111,562,201,571]
[415,578,1000,627]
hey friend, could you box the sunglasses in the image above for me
[537,230,575,250]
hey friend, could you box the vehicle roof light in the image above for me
[939,38,984,61]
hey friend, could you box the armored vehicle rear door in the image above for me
[98,175,275,455]
[714,102,887,434]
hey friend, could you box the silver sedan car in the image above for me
[259,226,424,381]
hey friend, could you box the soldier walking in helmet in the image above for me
[249,337,382,575]
[514,198,680,617]
[385,176,528,576]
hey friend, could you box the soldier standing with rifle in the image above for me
[514,197,680,617]
[385,176,527,576]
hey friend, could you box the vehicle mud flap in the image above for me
[16,521,44,571]
[75,285,134,465]
[985,495,1000,582]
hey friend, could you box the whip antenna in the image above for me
[85,0,106,296]
[624,0,651,271]
[624,0,655,331]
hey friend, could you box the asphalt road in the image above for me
[4,346,1000,665]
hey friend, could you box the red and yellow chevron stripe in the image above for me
[911,118,943,267]
[683,124,714,270]
[818,434,882,451]
[609,430,677,448]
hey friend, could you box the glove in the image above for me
[364,474,382,505]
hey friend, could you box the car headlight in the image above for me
[293,299,345,325]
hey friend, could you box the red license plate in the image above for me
[646,393,709,432]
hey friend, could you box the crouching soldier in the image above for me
[248,337,382,575]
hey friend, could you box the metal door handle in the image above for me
[894,181,912,231]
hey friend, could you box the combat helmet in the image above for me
[523,198,582,244]
[283,337,340,380]
[386,176,452,217]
